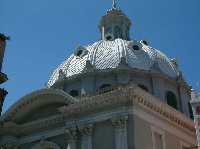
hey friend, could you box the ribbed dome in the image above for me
[47,39,179,87]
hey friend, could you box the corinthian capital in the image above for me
[65,127,78,140]
[111,115,128,128]
[79,124,93,136]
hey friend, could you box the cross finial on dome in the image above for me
[112,0,118,9]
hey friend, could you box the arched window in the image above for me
[76,50,83,57]
[132,45,140,51]
[138,84,149,92]
[99,84,112,93]
[114,26,122,38]
[69,90,79,97]
[166,91,178,110]
[105,34,113,41]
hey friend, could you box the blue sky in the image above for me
[1,0,200,112]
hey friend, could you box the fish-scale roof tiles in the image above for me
[47,39,178,87]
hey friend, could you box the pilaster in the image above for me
[111,115,128,149]
[65,127,78,149]
[79,124,93,149]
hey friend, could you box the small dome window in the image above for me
[77,50,83,57]
[105,33,114,41]
[74,46,88,57]
[106,35,112,40]
[170,58,178,68]
[140,40,149,45]
[58,69,65,79]
[132,45,140,50]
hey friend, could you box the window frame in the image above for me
[165,91,178,110]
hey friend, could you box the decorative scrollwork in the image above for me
[79,124,93,136]
[65,127,78,141]
[111,115,128,128]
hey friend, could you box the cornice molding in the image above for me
[52,67,180,88]
[60,85,195,133]
[0,85,195,140]
[1,88,77,122]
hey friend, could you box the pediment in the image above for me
[1,88,77,124]
[18,102,63,124]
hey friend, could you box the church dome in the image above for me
[47,39,179,87]
[47,1,180,88]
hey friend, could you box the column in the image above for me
[80,124,93,149]
[65,127,77,149]
[111,115,128,149]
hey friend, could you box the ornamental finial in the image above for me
[112,0,118,9]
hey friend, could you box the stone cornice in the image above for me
[0,115,65,136]
[134,89,194,133]
[0,85,195,137]
[51,67,180,88]
[59,88,132,117]
[53,67,190,93]
[21,115,64,135]
[0,121,20,136]
[59,85,195,134]
[1,88,77,122]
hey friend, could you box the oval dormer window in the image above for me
[106,36,112,40]
[105,33,114,41]
[132,45,140,50]
[77,50,83,57]
[140,40,149,46]
[75,46,88,57]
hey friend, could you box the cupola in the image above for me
[99,0,132,41]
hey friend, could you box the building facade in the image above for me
[191,92,200,149]
[0,33,9,116]
[0,1,197,149]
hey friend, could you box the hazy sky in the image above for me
[1,0,200,112]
